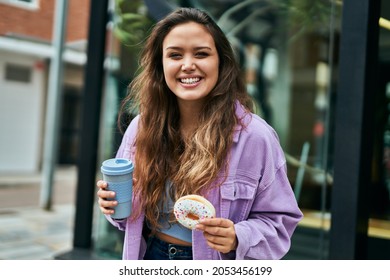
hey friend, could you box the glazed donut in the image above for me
[173,195,216,229]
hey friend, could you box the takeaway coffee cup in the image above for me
[101,158,134,219]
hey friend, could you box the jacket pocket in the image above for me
[220,181,256,223]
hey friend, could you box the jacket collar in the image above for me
[233,100,250,143]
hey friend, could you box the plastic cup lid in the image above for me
[101,158,134,175]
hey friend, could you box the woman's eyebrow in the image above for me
[165,46,212,51]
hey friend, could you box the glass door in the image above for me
[94,0,343,259]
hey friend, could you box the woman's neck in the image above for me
[177,100,202,140]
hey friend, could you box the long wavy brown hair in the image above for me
[118,7,254,230]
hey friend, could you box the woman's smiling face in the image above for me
[162,21,219,108]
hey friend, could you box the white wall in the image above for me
[0,51,45,173]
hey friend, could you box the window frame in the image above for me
[0,0,39,10]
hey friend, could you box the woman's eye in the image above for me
[196,52,209,58]
[168,53,182,59]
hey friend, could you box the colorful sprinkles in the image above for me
[173,196,215,229]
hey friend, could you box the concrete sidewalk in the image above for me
[0,166,77,260]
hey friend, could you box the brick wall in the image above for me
[67,0,90,42]
[0,0,90,42]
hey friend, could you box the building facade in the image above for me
[0,0,89,173]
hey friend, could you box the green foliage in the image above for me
[270,0,341,39]
[113,0,154,48]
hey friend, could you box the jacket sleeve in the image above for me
[233,163,303,259]
[220,112,303,260]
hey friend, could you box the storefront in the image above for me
[63,0,390,260]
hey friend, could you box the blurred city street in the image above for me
[0,166,77,260]
[0,0,387,262]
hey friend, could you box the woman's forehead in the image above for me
[162,22,215,49]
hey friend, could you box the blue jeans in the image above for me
[143,236,193,260]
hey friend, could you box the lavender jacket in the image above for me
[105,102,303,260]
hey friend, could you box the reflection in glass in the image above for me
[94,0,344,259]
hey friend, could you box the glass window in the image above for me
[94,0,390,260]
[0,0,39,10]
[94,0,342,260]
[5,63,32,83]
[368,0,390,259]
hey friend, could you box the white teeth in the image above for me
[180,77,200,84]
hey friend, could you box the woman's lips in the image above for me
[179,77,202,87]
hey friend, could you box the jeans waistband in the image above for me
[145,235,193,260]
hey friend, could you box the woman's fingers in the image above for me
[96,180,115,198]
[96,180,107,189]
[96,180,117,214]
[97,187,115,200]
[196,218,238,253]
[97,195,117,215]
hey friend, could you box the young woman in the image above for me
[97,7,303,260]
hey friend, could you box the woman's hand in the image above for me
[195,218,238,254]
[96,180,117,215]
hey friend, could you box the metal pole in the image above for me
[40,0,68,210]
[73,0,109,249]
[329,0,380,259]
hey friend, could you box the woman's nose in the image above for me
[181,59,195,71]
